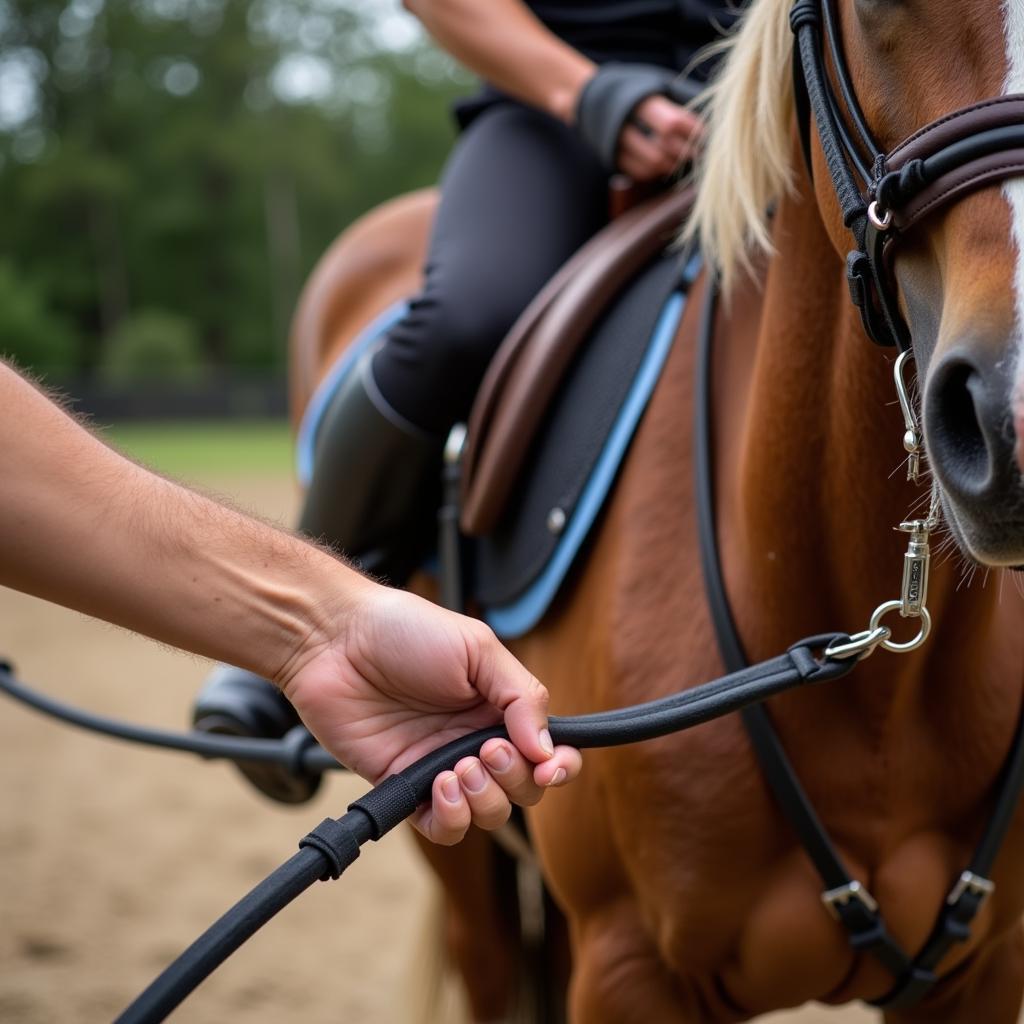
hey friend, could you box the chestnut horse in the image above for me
[290,0,1024,1019]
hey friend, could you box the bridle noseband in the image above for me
[791,0,1024,350]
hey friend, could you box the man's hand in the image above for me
[280,585,582,846]
[617,95,703,182]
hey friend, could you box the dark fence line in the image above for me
[47,372,289,422]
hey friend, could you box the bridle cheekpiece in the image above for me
[791,0,1024,351]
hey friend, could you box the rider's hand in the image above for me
[280,583,582,845]
[617,95,702,182]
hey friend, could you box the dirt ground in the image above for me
[0,470,897,1023]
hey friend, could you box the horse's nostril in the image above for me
[926,357,995,499]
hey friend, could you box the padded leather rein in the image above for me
[791,0,1024,350]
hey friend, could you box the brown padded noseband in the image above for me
[879,95,1024,233]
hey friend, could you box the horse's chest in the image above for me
[620,716,1019,1010]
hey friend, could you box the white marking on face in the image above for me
[1005,1,1024,395]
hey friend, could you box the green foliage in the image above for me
[0,0,470,380]
[0,259,77,372]
[99,307,205,383]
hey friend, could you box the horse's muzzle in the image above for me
[924,346,1024,564]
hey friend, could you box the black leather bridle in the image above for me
[690,0,1024,1011]
[791,0,1024,350]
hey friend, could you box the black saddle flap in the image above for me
[474,252,688,614]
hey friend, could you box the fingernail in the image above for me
[548,768,567,787]
[441,775,461,803]
[483,744,512,773]
[539,729,554,756]
[460,763,487,793]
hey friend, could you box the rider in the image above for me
[193,1,738,763]
[300,0,739,582]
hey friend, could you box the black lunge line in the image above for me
[105,635,851,1024]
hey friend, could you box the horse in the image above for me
[289,0,1024,1019]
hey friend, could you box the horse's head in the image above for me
[690,0,1024,566]
[816,0,1024,565]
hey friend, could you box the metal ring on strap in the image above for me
[869,600,932,654]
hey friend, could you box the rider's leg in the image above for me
[298,351,442,585]
[369,100,608,437]
[299,102,607,584]
[298,103,607,587]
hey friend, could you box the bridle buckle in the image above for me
[821,879,879,920]
[946,870,995,908]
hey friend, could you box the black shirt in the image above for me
[526,0,739,72]
[454,0,740,128]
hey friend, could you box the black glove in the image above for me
[574,63,703,171]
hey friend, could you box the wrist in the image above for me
[268,544,377,692]
[546,58,597,124]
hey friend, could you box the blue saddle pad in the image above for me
[477,252,700,638]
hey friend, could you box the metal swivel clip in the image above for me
[895,349,923,484]
[826,352,938,662]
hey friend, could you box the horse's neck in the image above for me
[716,183,1016,708]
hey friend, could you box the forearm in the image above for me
[404,0,594,122]
[0,362,368,683]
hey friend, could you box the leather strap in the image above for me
[886,96,1024,168]
[898,150,1024,232]
[875,703,1024,1008]
[695,274,912,982]
[790,1,868,234]
[694,273,1024,1009]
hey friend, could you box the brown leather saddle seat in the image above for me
[456,187,700,637]
[460,186,696,537]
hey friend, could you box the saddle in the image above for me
[295,186,701,637]
[461,187,695,535]
[459,187,701,637]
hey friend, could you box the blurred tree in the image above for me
[0,0,471,379]
[99,306,204,383]
[0,258,77,371]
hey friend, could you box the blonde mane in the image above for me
[683,0,798,293]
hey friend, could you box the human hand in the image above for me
[617,95,703,182]
[280,584,581,845]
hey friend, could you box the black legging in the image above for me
[371,101,610,437]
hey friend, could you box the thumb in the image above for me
[468,624,554,764]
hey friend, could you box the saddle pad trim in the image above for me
[295,300,410,486]
[484,284,689,639]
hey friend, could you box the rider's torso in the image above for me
[525,0,740,71]
[455,1,741,129]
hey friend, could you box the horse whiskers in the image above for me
[888,455,912,481]
[934,530,967,571]
[956,560,984,593]
[907,488,935,515]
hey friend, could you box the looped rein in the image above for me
[790,0,1024,350]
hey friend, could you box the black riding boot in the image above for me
[298,349,444,585]
[192,352,444,802]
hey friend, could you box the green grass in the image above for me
[104,420,294,478]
